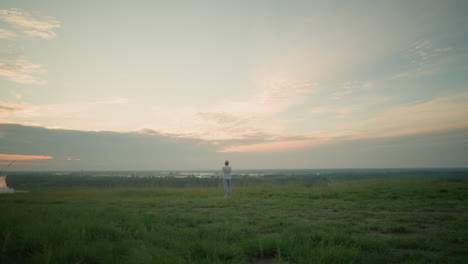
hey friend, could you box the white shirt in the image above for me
[222,165,232,179]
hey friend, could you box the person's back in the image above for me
[222,160,232,197]
[222,165,232,179]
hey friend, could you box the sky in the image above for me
[0,0,467,170]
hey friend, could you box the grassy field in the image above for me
[1,178,467,263]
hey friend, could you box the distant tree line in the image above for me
[4,171,467,191]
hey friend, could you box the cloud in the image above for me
[309,106,355,116]
[0,96,128,120]
[0,8,60,39]
[407,40,451,63]
[392,72,410,79]
[330,89,352,100]
[0,58,46,84]
[339,91,468,139]
[34,96,129,119]
[0,9,60,84]
[218,137,336,152]
[9,90,22,99]
[0,28,16,39]
[220,91,468,152]
[96,96,129,105]
[0,105,17,112]
[361,81,374,89]
[146,77,319,140]
[1,122,467,169]
[329,80,376,100]
[0,101,29,113]
[1,77,321,152]
[0,153,53,160]
[250,78,319,113]
[329,81,365,100]
[0,124,217,170]
[0,97,134,135]
[393,40,452,79]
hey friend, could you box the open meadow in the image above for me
[2,1,468,263]
[1,173,467,263]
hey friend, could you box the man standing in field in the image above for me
[222,160,232,198]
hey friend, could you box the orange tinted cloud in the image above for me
[218,138,336,152]
[0,154,53,160]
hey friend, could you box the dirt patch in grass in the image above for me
[258,231,278,239]
[359,209,400,215]
[297,216,310,223]
[360,209,468,218]
[412,223,437,233]
[193,207,214,211]
[293,215,343,224]
[367,231,414,239]
[362,217,385,223]
[322,209,340,214]
[366,222,432,239]
[255,257,276,264]
[316,217,342,223]
[454,211,468,217]
[255,257,289,264]
[192,206,232,211]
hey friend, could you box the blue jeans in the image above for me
[223,179,232,195]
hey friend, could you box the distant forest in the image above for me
[5,171,468,191]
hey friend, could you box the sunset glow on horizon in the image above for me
[0,154,53,161]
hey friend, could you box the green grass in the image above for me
[1,179,467,263]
